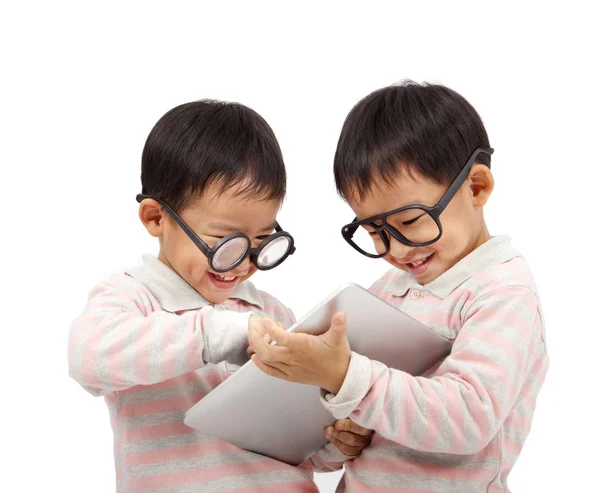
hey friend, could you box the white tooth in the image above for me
[411,257,428,267]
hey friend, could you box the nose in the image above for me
[387,236,415,260]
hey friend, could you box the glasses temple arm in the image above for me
[436,147,494,211]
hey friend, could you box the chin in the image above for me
[191,281,227,305]
[201,291,229,305]
[209,293,231,304]
[415,273,436,285]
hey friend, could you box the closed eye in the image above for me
[362,221,382,236]
[403,214,425,226]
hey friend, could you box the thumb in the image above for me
[324,312,347,344]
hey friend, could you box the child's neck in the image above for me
[157,250,175,272]
[473,224,492,251]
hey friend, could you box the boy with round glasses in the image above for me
[250,82,549,493]
[68,100,372,492]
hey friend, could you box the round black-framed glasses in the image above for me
[137,194,296,273]
[341,147,494,258]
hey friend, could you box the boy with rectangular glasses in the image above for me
[250,82,549,493]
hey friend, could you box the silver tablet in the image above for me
[184,283,452,465]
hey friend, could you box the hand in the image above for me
[325,419,374,457]
[249,312,351,394]
[247,316,283,356]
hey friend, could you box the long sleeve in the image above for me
[321,286,547,455]
[68,278,252,396]
[308,443,355,472]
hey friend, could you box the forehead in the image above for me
[347,169,446,219]
[182,184,281,230]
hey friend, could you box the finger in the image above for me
[251,354,290,380]
[324,434,361,458]
[251,333,292,364]
[333,418,353,432]
[329,429,372,448]
[251,351,292,369]
[248,334,270,350]
[260,318,292,346]
[322,312,348,346]
[334,419,374,437]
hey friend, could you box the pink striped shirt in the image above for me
[69,255,347,492]
[322,236,549,493]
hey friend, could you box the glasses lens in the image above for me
[257,236,291,267]
[212,237,249,270]
[345,224,387,256]
[385,208,440,244]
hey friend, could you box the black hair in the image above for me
[334,81,491,200]
[141,99,286,212]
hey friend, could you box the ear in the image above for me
[139,198,165,238]
[468,164,494,207]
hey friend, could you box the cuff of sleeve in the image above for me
[320,352,372,419]
[316,442,358,463]
[204,310,252,366]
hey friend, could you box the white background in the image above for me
[2,2,599,492]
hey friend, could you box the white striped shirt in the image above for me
[322,236,549,493]
[69,255,348,492]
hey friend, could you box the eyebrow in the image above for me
[206,221,277,233]
[356,200,429,222]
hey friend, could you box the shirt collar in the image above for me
[387,235,521,299]
[126,254,265,312]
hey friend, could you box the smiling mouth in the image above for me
[399,253,434,273]
[214,274,236,281]
[207,272,239,286]
[407,254,432,267]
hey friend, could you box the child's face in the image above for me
[347,166,492,285]
[147,186,281,304]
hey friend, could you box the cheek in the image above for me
[374,236,388,255]
[384,256,408,272]
[163,229,210,282]
[240,266,258,282]
[435,215,474,259]
[180,254,210,284]
[437,219,462,246]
